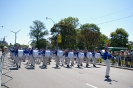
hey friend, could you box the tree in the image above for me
[80,23,101,51]
[50,17,79,49]
[21,44,28,48]
[98,34,110,50]
[29,20,48,49]
[36,38,48,49]
[110,28,128,47]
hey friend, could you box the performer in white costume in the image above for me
[29,47,36,68]
[57,49,64,66]
[15,45,23,68]
[87,51,92,67]
[68,49,74,67]
[54,47,60,67]
[44,47,51,68]
[92,50,97,67]
[78,50,84,67]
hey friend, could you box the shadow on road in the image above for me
[104,78,118,84]
[39,66,47,69]
[52,67,61,69]
[25,66,35,70]
[1,74,13,87]
[10,67,18,70]
[1,84,9,88]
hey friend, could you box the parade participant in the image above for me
[15,45,23,68]
[76,49,80,68]
[27,48,31,64]
[71,49,75,66]
[65,49,69,67]
[44,47,51,67]
[84,49,89,67]
[103,47,112,78]
[29,46,35,68]
[37,49,42,64]
[84,49,88,67]
[68,49,74,67]
[10,47,15,62]
[57,49,64,66]
[54,47,60,67]
[92,50,96,67]
[74,50,77,63]
[41,48,46,66]
[87,51,93,67]
[61,49,66,66]
[97,50,102,63]
[23,48,28,62]
[78,50,84,67]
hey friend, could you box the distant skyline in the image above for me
[0,0,133,45]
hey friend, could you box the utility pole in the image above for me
[0,26,3,28]
[46,17,59,48]
[10,29,21,45]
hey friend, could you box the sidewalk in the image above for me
[96,62,133,70]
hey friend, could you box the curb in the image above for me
[96,63,133,71]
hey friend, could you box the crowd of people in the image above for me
[110,50,133,68]
[9,45,133,78]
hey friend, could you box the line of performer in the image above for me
[10,45,103,69]
[9,45,114,78]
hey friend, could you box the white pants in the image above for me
[85,57,89,65]
[12,54,16,63]
[71,58,74,64]
[66,57,70,65]
[93,57,96,65]
[16,56,22,67]
[37,55,42,64]
[105,59,110,76]
[61,56,65,65]
[76,57,82,65]
[56,56,59,65]
[30,55,35,66]
[44,57,49,66]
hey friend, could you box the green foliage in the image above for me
[50,17,79,49]
[21,44,28,48]
[98,34,110,50]
[29,20,49,49]
[79,23,101,51]
[110,28,128,47]
[36,38,48,49]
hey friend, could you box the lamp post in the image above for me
[0,26,3,28]
[10,29,21,45]
[46,17,58,48]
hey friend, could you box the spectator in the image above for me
[124,50,129,67]
[116,51,121,66]
[129,50,133,68]
[120,50,125,67]
[111,51,115,65]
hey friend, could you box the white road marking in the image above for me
[86,83,97,88]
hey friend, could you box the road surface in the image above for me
[1,53,133,88]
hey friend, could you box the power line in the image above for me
[88,6,133,21]
[97,15,133,25]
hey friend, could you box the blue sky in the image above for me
[0,0,133,45]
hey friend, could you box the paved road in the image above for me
[1,53,133,88]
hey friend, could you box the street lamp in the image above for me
[0,26,3,28]
[10,29,21,45]
[46,17,58,48]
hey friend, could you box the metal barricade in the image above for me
[0,51,7,88]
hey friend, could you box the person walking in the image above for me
[103,47,112,78]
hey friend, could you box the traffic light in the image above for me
[58,34,62,43]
